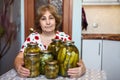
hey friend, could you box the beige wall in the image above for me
[82,5,120,34]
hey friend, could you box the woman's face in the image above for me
[39,10,56,33]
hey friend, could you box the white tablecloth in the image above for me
[0,69,107,80]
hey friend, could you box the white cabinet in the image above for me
[82,0,120,5]
[101,0,118,2]
[82,40,102,70]
[83,0,119,2]
[82,39,120,80]
[83,0,100,3]
[102,40,120,80]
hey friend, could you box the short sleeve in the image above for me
[19,32,44,52]
[55,31,71,41]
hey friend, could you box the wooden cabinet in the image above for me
[102,40,120,80]
[82,39,120,80]
[24,0,73,38]
[82,40,102,70]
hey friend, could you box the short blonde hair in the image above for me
[34,4,62,33]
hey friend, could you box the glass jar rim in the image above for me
[27,42,38,46]
[26,52,39,56]
[63,41,74,45]
[40,50,52,54]
[46,60,58,65]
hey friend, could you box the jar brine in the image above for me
[45,60,59,79]
[40,50,54,75]
[24,42,41,78]
[57,41,79,77]
[48,39,63,60]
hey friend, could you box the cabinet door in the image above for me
[82,0,119,4]
[101,0,118,2]
[82,40,102,70]
[83,0,118,2]
[83,0,99,3]
[102,40,120,80]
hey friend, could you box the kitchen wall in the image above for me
[82,5,120,34]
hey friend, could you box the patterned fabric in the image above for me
[0,69,107,80]
[20,31,71,52]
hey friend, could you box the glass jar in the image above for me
[24,42,41,78]
[24,42,41,57]
[40,50,54,75]
[57,41,79,77]
[45,60,59,79]
[48,39,63,60]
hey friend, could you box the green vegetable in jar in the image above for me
[24,42,41,78]
[48,39,63,60]
[45,60,59,79]
[57,41,79,77]
[40,50,54,75]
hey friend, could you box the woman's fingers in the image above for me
[17,65,30,77]
[67,67,82,78]
[67,60,86,78]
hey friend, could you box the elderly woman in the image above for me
[14,4,86,78]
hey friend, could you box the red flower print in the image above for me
[26,38,30,42]
[35,36,39,40]
[22,45,24,49]
[68,37,71,40]
[64,38,67,41]
[44,45,47,49]
[55,36,59,39]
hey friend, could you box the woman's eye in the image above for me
[49,16,55,19]
[40,17,46,20]
[50,17,54,19]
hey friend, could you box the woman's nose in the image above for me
[46,19,50,25]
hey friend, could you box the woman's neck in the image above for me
[40,31,56,48]
[41,31,56,37]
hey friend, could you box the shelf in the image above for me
[82,2,120,5]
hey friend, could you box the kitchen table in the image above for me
[0,68,106,80]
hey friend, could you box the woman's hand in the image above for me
[67,60,86,78]
[14,52,30,77]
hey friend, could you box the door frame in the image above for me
[24,0,72,38]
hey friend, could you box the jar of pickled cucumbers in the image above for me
[40,50,54,75]
[57,41,79,77]
[48,39,63,60]
[45,60,59,79]
[24,42,41,78]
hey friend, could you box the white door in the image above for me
[82,40,102,70]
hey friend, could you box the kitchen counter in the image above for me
[82,34,120,41]
[0,68,106,80]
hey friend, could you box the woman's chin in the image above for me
[44,30,55,33]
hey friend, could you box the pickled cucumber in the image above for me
[57,41,79,77]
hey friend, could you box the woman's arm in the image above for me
[14,52,30,77]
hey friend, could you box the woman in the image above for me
[14,4,86,78]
